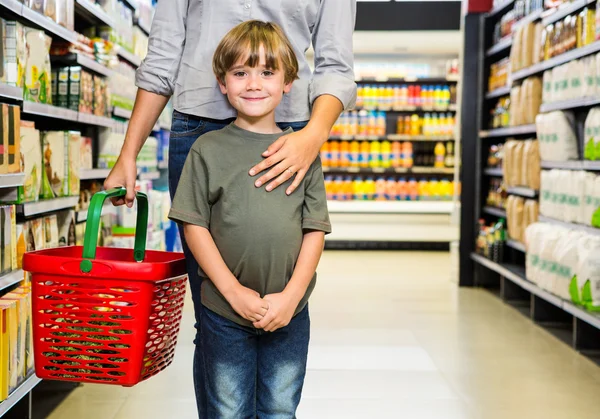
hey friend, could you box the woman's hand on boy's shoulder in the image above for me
[249,126,326,196]
[253,291,299,332]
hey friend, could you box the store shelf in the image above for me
[479,124,536,138]
[138,171,160,180]
[513,40,600,82]
[506,186,537,198]
[484,167,503,176]
[538,215,600,236]
[486,36,512,57]
[77,112,115,128]
[16,196,79,217]
[506,239,526,252]
[0,83,23,101]
[75,0,116,28]
[330,134,454,142]
[541,160,585,170]
[113,106,132,119]
[117,48,142,67]
[483,206,506,218]
[513,8,544,30]
[541,0,595,26]
[355,105,457,113]
[121,0,138,11]
[356,76,458,84]
[22,5,79,44]
[0,0,24,15]
[323,167,455,175]
[540,97,600,113]
[471,252,600,329]
[327,200,454,214]
[0,269,24,293]
[80,168,112,180]
[485,86,511,100]
[486,0,515,19]
[0,173,25,188]
[0,375,42,416]
[136,18,151,36]
[52,53,113,77]
[22,102,79,122]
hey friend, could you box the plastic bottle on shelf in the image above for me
[434,85,442,109]
[358,110,369,136]
[381,140,392,168]
[320,142,330,167]
[443,86,451,108]
[408,85,416,106]
[343,176,354,201]
[432,113,441,137]
[440,179,452,201]
[396,115,404,135]
[359,141,370,168]
[329,141,340,168]
[429,180,440,201]
[402,141,413,168]
[377,112,386,136]
[391,141,402,168]
[363,85,371,109]
[420,85,428,108]
[378,86,386,108]
[418,179,429,201]
[375,177,387,201]
[403,115,412,135]
[385,85,394,109]
[350,140,360,167]
[423,113,431,137]
[340,141,350,168]
[365,177,376,200]
[352,177,363,200]
[324,175,334,200]
[400,85,409,108]
[368,111,378,136]
[356,85,364,108]
[445,141,455,168]
[415,85,422,108]
[369,141,381,168]
[410,114,420,136]
[434,142,446,168]
[333,176,344,200]
[408,178,418,201]
[397,178,407,200]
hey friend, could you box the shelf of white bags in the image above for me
[540,97,600,113]
[0,375,42,416]
[538,215,600,236]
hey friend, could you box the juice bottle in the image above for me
[408,85,415,106]
[350,140,360,167]
[381,140,392,168]
[434,142,446,168]
[393,85,401,108]
[400,85,409,108]
[358,110,369,136]
[333,176,344,200]
[418,179,429,201]
[369,141,381,168]
[324,175,334,200]
[397,178,407,200]
[365,177,376,200]
[329,141,340,168]
[423,113,431,137]
[403,115,411,135]
[408,178,418,201]
[443,86,451,109]
[377,112,386,136]
[386,177,396,200]
[396,116,404,134]
[391,141,402,168]
[352,177,362,200]
[429,180,440,201]
[434,85,442,109]
[375,177,387,201]
[385,85,394,108]
[402,141,413,168]
[414,85,422,107]
[432,113,440,137]
[320,142,330,167]
[445,141,455,167]
[340,141,350,167]
[368,111,377,136]
[363,85,372,109]
[356,85,364,108]
[420,85,427,108]
[440,179,452,201]
[377,86,385,109]
[410,114,420,136]
[428,86,436,109]
[359,141,370,168]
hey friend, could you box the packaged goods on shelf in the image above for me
[354,59,456,81]
[80,136,93,170]
[539,5,596,62]
[0,206,16,275]
[542,55,598,104]
[487,178,507,208]
[493,9,515,43]
[133,27,149,60]
[23,28,52,104]
[490,97,511,129]
[137,135,158,172]
[331,110,386,137]
[509,76,542,126]
[584,107,600,160]
[0,299,18,399]
[6,286,33,377]
[489,58,510,92]
[356,83,453,110]
[17,122,42,204]
[0,19,22,87]
[24,0,75,30]
[511,22,540,72]
[108,61,136,110]
[502,139,540,189]
[43,214,59,249]
[475,218,506,263]
[0,104,21,175]
[324,176,457,202]
[506,195,539,243]
[535,111,578,161]
[56,209,75,246]
[68,131,80,196]
[97,131,124,168]
[41,131,70,198]
[396,113,455,137]
[488,143,505,168]
[95,0,134,53]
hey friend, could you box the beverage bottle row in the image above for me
[331,110,386,137]
[321,141,413,169]
[396,113,455,137]
[356,84,453,110]
[324,176,459,201]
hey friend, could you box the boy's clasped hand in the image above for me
[225,283,298,332]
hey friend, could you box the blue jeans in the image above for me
[168,110,308,418]
[201,306,310,419]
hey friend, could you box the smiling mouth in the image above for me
[242,97,268,101]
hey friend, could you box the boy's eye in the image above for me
[262,70,274,76]
[233,71,246,77]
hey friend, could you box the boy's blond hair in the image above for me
[213,20,299,85]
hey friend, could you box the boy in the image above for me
[168,20,331,418]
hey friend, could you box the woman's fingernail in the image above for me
[249,169,256,176]
[255,181,262,187]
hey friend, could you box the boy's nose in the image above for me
[247,75,261,90]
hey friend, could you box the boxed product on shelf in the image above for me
[43,214,59,249]
[67,66,83,112]
[30,217,45,250]
[488,58,510,92]
[68,131,80,196]
[41,131,69,198]
[97,131,124,169]
[511,22,538,73]
[509,76,542,126]
[137,136,158,172]
[0,104,21,175]
[2,292,28,383]
[0,205,15,276]
[55,67,69,108]
[535,111,578,161]
[502,139,540,189]
[0,19,22,87]
[56,209,75,246]
[476,218,506,262]
[584,107,600,160]
[6,287,33,376]
[80,136,92,170]
[17,121,41,203]
[23,28,52,104]
[0,299,18,399]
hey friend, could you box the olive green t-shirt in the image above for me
[168,123,331,328]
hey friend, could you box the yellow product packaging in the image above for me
[0,304,7,401]
[68,131,81,196]
[9,205,15,272]
[23,28,52,104]
[9,288,33,375]
[17,121,42,204]
[41,131,69,199]
[2,293,27,382]
[0,300,18,396]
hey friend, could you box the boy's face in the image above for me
[218,45,292,119]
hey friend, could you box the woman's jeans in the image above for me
[168,110,308,418]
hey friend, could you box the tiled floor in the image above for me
[47,251,600,419]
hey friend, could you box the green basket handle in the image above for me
[80,187,148,273]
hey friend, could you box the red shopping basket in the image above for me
[23,188,188,386]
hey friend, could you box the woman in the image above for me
[104,1,356,416]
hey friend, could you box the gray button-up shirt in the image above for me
[135,0,357,122]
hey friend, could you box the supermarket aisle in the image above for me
[46,251,600,419]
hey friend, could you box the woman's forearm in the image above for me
[119,89,170,161]
[305,94,343,144]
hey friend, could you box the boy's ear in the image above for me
[218,77,227,94]
[283,81,293,94]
